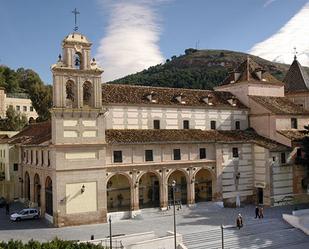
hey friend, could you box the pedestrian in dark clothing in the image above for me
[5,202,9,215]
[236,214,243,229]
[255,206,259,219]
[259,206,264,219]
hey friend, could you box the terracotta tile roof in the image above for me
[277,130,309,142]
[9,121,51,146]
[284,59,309,92]
[250,96,309,115]
[101,84,247,109]
[219,57,283,86]
[106,129,288,151]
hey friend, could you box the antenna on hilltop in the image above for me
[195,40,200,50]
[72,8,80,32]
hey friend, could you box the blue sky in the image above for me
[0,0,308,83]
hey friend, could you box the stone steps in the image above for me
[183,218,309,249]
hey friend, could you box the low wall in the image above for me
[283,209,309,235]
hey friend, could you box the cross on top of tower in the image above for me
[72,8,80,32]
[294,47,298,60]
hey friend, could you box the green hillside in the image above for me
[110,49,301,89]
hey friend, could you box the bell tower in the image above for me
[52,33,103,108]
[50,32,107,227]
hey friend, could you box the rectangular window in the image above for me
[291,118,298,129]
[153,120,160,129]
[47,151,50,166]
[199,148,206,159]
[232,147,239,158]
[23,106,27,112]
[210,120,216,130]
[272,156,276,161]
[41,151,44,165]
[173,149,181,160]
[235,121,240,130]
[36,151,38,165]
[30,150,33,164]
[16,105,20,111]
[183,120,189,129]
[281,152,286,164]
[113,151,123,163]
[13,163,18,171]
[30,106,34,112]
[145,150,153,161]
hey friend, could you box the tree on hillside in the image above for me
[29,83,52,121]
[0,106,28,131]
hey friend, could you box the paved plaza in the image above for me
[0,202,309,248]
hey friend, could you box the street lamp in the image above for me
[172,180,177,249]
[109,215,112,249]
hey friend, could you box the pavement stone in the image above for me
[0,201,308,249]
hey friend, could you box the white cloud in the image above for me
[263,0,278,7]
[96,0,166,82]
[250,2,309,66]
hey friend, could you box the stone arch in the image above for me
[167,169,189,205]
[107,173,132,212]
[82,81,93,107]
[45,176,53,216]
[194,168,214,202]
[24,171,30,200]
[138,172,161,208]
[33,173,41,207]
[73,52,82,69]
[65,80,75,107]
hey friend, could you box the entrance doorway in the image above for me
[139,172,160,208]
[45,176,53,216]
[257,188,263,204]
[168,170,188,205]
[107,174,131,212]
[195,169,213,202]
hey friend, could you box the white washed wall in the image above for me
[221,144,253,199]
[105,106,248,130]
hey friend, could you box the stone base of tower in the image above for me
[54,209,107,227]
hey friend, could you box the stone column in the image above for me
[131,171,139,211]
[29,175,34,203]
[188,168,195,205]
[160,168,168,209]
[215,144,223,201]
[40,185,46,216]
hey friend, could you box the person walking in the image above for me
[236,213,243,229]
[259,206,264,219]
[255,206,259,219]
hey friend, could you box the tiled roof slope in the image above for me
[250,96,309,115]
[8,121,51,145]
[101,84,247,109]
[278,130,309,142]
[283,58,309,92]
[220,57,283,86]
[106,129,288,151]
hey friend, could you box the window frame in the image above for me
[291,118,298,129]
[153,120,160,129]
[199,148,207,159]
[145,149,154,162]
[210,120,216,130]
[183,120,190,129]
[113,150,123,163]
[235,121,240,130]
[281,152,286,164]
[173,149,181,160]
[232,147,239,158]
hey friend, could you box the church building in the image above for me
[2,32,308,227]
